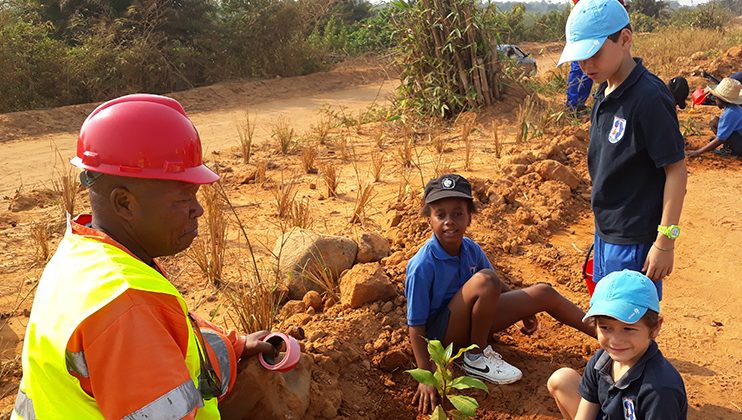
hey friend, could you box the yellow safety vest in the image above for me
[13,232,221,419]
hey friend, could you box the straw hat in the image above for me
[708,77,742,105]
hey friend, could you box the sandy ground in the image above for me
[1,48,741,419]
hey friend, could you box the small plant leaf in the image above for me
[406,368,437,387]
[450,376,489,392]
[452,344,479,362]
[427,339,447,368]
[430,405,447,420]
[448,395,478,417]
[444,342,454,361]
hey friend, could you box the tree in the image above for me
[629,0,668,19]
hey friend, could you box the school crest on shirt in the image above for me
[609,116,627,144]
[623,397,637,420]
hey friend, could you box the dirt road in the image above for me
[0,65,397,197]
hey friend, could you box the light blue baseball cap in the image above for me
[583,270,660,324]
[558,0,630,66]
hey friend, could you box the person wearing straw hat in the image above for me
[557,0,688,298]
[687,77,742,158]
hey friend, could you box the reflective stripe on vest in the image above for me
[123,378,204,420]
[14,232,220,419]
[202,330,231,396]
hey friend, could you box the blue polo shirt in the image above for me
[589,58,685,245]
[405,235,493,326]
[717,105,742,142]
[580,341,687,419]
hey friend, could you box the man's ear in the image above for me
[109,187,137,221]
[650,315,664,340]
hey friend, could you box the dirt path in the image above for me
[0,76,397,197]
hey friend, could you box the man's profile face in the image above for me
[129,180,204,258]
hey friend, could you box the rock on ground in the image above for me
[355,232,391,264]
[274,228,358,300]
[339,263,396,309]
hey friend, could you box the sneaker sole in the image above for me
[462,366,523,385]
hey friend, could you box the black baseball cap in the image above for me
[424,174,472,204]
[668,77,689,110]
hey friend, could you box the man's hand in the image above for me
[520,315,539,335]
[241,331,274,358]
[643,244,674,280]
[412,383,439,414]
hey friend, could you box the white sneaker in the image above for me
[462,345,523,384]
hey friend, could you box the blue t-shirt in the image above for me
[717,105,742,142]
[404,235,493,326]
[580,341,687,419]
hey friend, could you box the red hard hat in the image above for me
[71,94,219,184]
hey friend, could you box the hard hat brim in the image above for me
[71,157,220,185]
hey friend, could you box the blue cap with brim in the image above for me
[583,270,660,324]
[558,0,630,66]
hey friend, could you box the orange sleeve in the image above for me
[189,311,246,360]
[68,290,201,419]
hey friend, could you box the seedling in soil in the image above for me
[397,137,414,168]
[224,264,283,333]
[301,146,317,173]
[310,115,334,144]
[464,132,474,171]
[237,109,256,164]
[432,132,446,155]
[491,122,502,159]
[407,339,488,420]
[516,95,536,144]
[256,160,267,185]
[370,152,384,182]
[374,126,386,149]
[302,250,340,302]
[289,198,313,229]
[271,115,295,155]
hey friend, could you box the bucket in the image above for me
[582,244,596,296]
[691,87,707,108]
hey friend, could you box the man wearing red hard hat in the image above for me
[13,94,273,419]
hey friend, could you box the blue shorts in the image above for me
[593,233,663,300]
[425,306,451,341]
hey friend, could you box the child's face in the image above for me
[428,198,471,252]
[595,316,661,366]
[578,29,632,84]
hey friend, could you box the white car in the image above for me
[497,44,538,77]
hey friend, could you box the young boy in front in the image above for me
[558,0,687,297]
[405,174,597,414]
[547,270,687,419]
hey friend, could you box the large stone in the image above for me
[274,228,358,300]
[533,159,581,190]
[219,354,313,420]
[339,263,396,309]
[356,232,391,264]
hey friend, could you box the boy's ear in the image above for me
[621,28,633,48]
[650,315,664,339]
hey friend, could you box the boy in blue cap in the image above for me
[406,174,597,414]
[558,0,687,297]
[547,270,687,419]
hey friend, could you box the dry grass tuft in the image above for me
[51,150,78,217]
[303,253,339,301]
[516,95,537,144]
[431,132,446,154]
[30,222,51,262]
[374,126,386,149]
[321,164,339,197]
[187,184,227,288]
[338,134,350,161]
[397,137,414,167]
[289,198,314,229]
[301,146,317,173]
[256,160,267,185]
[310,115,334,144]
[273,176,299,219]
[464,130,474,170]
[370,152,384,182]
[224,266,284,333]
[237,110,256,164]
[350,183,375,224]
[491,122,502,159]
[271,116,295,154]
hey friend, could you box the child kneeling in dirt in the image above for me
[547,270,687,419]
[405,174,596,414]
[687,77,742,158]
